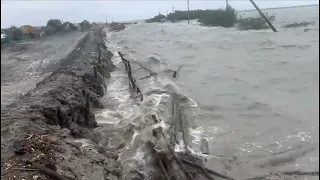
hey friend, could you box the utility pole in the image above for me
[226,0,229,9]
[187,0,190,24]
[249,0,277,32]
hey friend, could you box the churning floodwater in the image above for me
[100,5,319,179]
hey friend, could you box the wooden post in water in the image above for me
[249,0,277,32]
[172,6,175,23]
[187,0,190,24]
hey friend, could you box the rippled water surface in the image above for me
[106,6,319,179]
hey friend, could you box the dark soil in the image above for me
[1,26,122,180]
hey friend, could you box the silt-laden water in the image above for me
[101,5,319,179]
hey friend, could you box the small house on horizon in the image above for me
[20,25,39,38]
[1,29,6,39]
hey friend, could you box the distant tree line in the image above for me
[167,10,211,21]
[1,19,94,45]
[197,8,237,28]
[145,14,166,23]
[145,6,277,30]
[108,22,126,31]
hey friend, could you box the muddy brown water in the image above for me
[102,5,319,179]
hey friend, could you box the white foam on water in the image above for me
[95,71,135,124]
[174,139,209,158]
[74,139,92,148]
[120,146,146,169]
[189,126,204,145]
[130,131,140,145]
[102,35,208,175]
[95,42,137,125]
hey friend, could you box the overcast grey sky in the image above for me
[1,0,318,28]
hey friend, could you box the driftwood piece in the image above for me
[172,65,182,78]
[200,138,209,155]
[93,66,97,78]
[155,126,194,180]
[25,161,67,180]
[140,74,153,80]
[11,168,38,171]
[246,171,319,180]
[282,170,319,176]
[135,61,157,76]
[167,144,194,180]
[180,158,234,180]
[158,159,170,180]
[201,168,216,180]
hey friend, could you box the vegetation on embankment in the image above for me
[282,21,315,28]
[1,19,95,45]
[145,14,167,23]
[237,16,275,30]
[167,9,208,21]
[197,7,237,27]
[108,22,127,31]
[146,6,277,31]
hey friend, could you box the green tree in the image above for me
[145,14,166,23]
[7,26,23,41]
[46,19,62,32]
[41,26,56,35]
[237,15,276,30]
[62,22,78,32]
[198,8,237,28]
[80,20,91,31]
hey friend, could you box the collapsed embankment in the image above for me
[1,26,122,180]
[117,52,234,180]
[1,23,212,180]
[1,23,234,180]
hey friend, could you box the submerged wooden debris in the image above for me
[116,51,235,180]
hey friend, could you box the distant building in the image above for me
[20,25,38,34]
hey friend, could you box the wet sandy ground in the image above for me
[1,32,86,107]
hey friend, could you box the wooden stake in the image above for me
[187,0,190,24]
